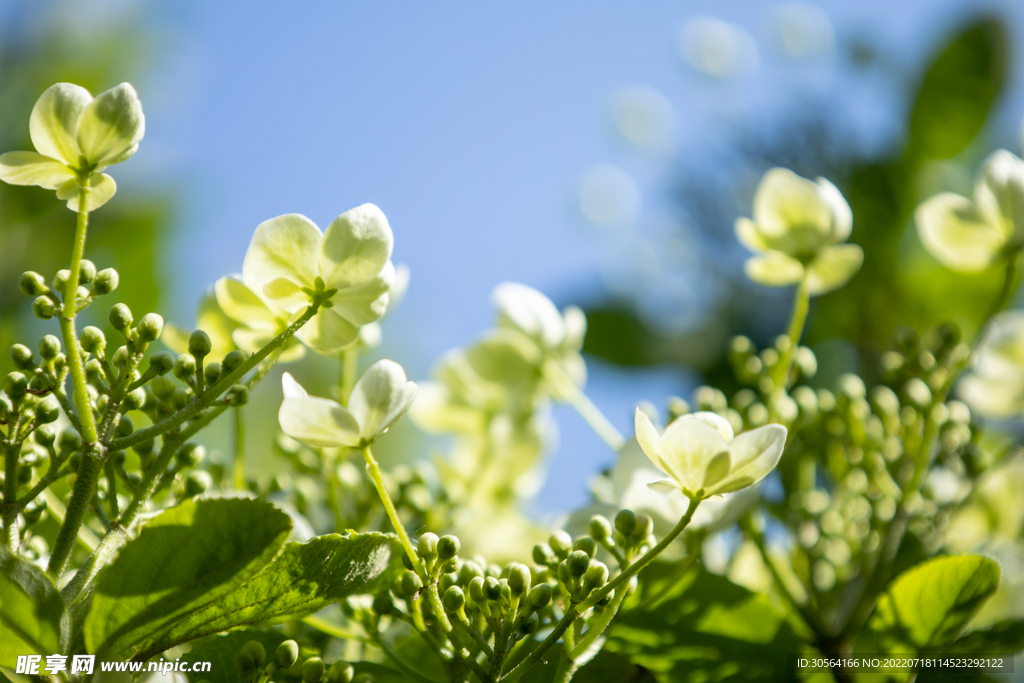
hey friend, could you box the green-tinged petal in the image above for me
[74,83,145,168]
[647,479,687,500]
[492,282,566,349]
[711,423,786,495]
[465,330,542,388]
[660,415,731,494]
[633,408,665,475]
[348,360,418,442]
[0,151,74,189]
[915,193,1004,273]
[752,168,832,253]
[410,382,487,434]
[805,244,864,295]
[817,177,853,244]
[958,374,1024,418]
[278,373,360,447]
[243,213,322,309]
[215,276,277,330]
[744,252,804,286]
[735,217,768,252]
[687,411,735,442]
[328,261,394,327]
[61,173,116,211]
[975,150,1024,242]
[563,305,587,350]
[318,203,394,290]
[294,308,359,353]
[29,83,91,165]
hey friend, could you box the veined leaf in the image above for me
[0,551,65,667]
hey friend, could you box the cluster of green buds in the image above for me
[233,639,370,683]
[21,260,119,321]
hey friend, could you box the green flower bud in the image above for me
[614,509,637,537]
[115,415,134,438]
[437,534,460,560]
[137,313,164,342]
[468,576,486,602]
[33,296,58,320]
[67,453,81,472]
[173,353,197,382]
[519,614,539,635]
[532,543,557,566]
[58,427,82,454]
[275,640,300,669]
[183,470,212,498]
[10,344,34,370]
[527,583,552,610]
[35,395,60,424]
[34,424,56,446]
[632,513,653,542]
[221,349,247,376]
[152,375,175,399]
[38,335,61,360]
[176,443,206,468]
[484,576,502,601]
[371,591,395,615]
[549,530,572,559]
[459,560,483,584]
[400,570,423,597]
[80,327,106,355]
[567,550,590,578]
[23,503,46,526]
[204,362,222,386]
[148,351,174,376]
[557,561,572,585]
[401,552,414,571]
[78,259,97,285]
[507,564,531,596]
[93,268,119,295]
[52,270,70,294]
[326,661,355,683]
[133,438,154,457]
[4,372,28,399]
[20,271,48,296]
[443,585,466,613]
[109,303,133,331]
[16,465,32,485]
[302,658,325,683]
[573,536,597,559]
[583,560,609,587]
[188,329,212,358]
[110,450,126,466]
[111,346,129,370]
[0,395,10,420]
[240,641,266,667]
[439,571,458,591]
[234,652,256,678]
[123,386,147,411]
[225,384,249,406]
[588,515,613,544]
[417,532,439,560]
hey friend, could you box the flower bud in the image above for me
[4,372,28,399]
[221,350,247,376]
[468,576,486,602]
[183,470,212,498]
[507,564,531,596]
[33,296,58,319]
[583,560,609,587]
[439,570,458,591]
[400,570,423,597]
[204,362,222,386]
[110,450,126,466]
[484,576,502,600]
[234,652,256,678]
[632,513,653,542]
[573,536,597,559]
[52,270,70,294]
[148,351,175,376]
[77,259,97,285]
[152,375,175,399]
[80,326,106,355]
[176,443,206,468]
[557,561,572,585]
[527,583,552,610]
[93,268,119,295]
[173,353,197,382]
[67,453,81,472]
[34,424,56,446]
[240,641,266,667]
[84,359,104,386]
[137,313,164,343]
[124,386,147,411]
[588,515,613,544]
[109,303,133,331]
[133,439,155,458]
[326,661,355,683]
[549,530,572,559]
[532,543,557,566]
[115,415,134,438]
[443,585,466,612]
[567,550,590,578]
[459,560,483,584]
[35,395,60,424]
[58,428,82,455]
[436,534,460,560]
[417,532,439,560]
[10,344,34,370]
[20,271,48,296]
[275,640,300,669]
[38,335,61,360]
[614,509,637,537]
[0,395,10,420]
[111,346,129,370]
[302,657,325,683]
[188,330,212,359]
[225,384,249,406]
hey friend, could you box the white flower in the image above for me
[736,168,863,295]
[959,311,1024,417]
[0,82,144,211]
[634,409,786,499]
[242,205,395,353]
[915,150,1024,272]
[278,360,417,448]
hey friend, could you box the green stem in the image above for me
[770,277,811,389]
[568,581,629,660]
[61,184,98,443]
[3,440,19,550]
[560,380,624,452]
[501,610,577,683]
[47,440,106,576]
[233,407,246,490]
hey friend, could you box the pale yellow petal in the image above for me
[915,193,1004,272]
[805,244,863,295]
[744,252,805,286]
[29,83,91,165]
[0,151,74,189]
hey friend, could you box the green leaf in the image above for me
[946,619,1024,655]
[0,550,65,667]
[84,498,292,660]
[868,555,1000,653]
[145,531,391,653]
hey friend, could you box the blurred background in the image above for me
[2,0,1023,515]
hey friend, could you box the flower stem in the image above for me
[233,407,246,490]
[770,277,811,389]
[561,381,624,452]
[3,440,19,550]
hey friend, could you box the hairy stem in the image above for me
[3,440,19,550]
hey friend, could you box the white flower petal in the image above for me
[215,276,277,330]
[711,423,786,495]
[243,213,322,310]
[660,414,731,494]
[752,168,832,251]
[915,193,1004,273]
[744,252,805,286]
[687,411,735,442]
[562,306,587,350]
[74,83,145,168]
[634,408,664,476]
[0,151,75,189]
[735,216,768,252]
[318,203,394,290]
[975,149,1024,241]
[805,244,863,295]
[278,373,360,448]
[647,479,688,500]
[349,359,418,442]
[29,83,91,165]
[816,177,853,244]
[327,260,394,328]
[294,307,360,353]
[492,282,567,349]
[60,173,116,211]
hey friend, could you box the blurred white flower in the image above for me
[578,164,641,228]
[959,311,1024,418]
[771,3,835,59]
[679,17,759,79]
[611,85,676,153]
